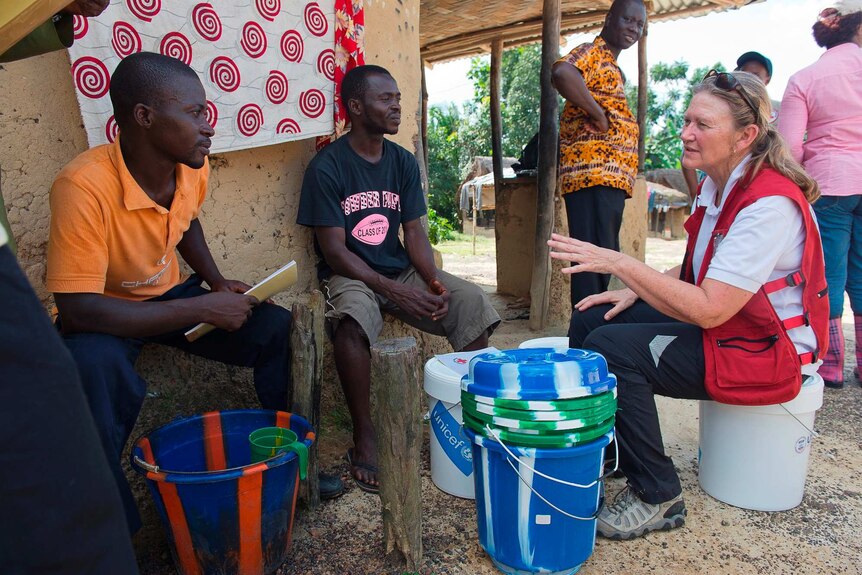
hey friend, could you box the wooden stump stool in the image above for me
[290,290,326,509]
[371,336,423,570]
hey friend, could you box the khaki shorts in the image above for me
[321,266,501,350]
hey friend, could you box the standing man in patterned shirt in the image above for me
[552,0,646,306]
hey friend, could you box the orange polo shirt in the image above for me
[47,138,208,301]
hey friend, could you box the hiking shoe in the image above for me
[597,485,686,540]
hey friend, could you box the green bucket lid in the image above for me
[463,412,615,448]
[462,399,616,431]
[462,394,617,424]
[465,388,617,412]
[461,391,617,421]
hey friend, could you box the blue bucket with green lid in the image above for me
[461,347,618,574]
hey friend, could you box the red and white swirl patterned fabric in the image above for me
[68,0,335,153]
[315,0,364,150]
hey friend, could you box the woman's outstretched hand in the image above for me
[548,233,626,275]
[575,288,639,320]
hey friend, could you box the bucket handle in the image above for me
[133,457,161,474]
[483,424,617,522]
[484,424,618,489]
[133,456,259,475]
[778,403,820,439]
[132,454,300,476]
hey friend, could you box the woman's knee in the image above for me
[582,325,617,357]
[568,305,612,348]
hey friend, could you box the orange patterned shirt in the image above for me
[557,37,638,197]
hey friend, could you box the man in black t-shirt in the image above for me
[297,65,500,493]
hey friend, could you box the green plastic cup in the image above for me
[248,427,308,479]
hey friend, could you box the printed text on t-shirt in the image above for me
[341,190,401,216]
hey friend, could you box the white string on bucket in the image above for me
[482,424,617,521]
[483,423,618,488]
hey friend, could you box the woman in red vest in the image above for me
[548,70,827,541]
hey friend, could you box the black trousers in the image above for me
[568,301,709,504]
[564,185,627,306]
[61,275,293,534]
[0,246,139,574]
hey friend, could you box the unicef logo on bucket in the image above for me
[431,401,473,476]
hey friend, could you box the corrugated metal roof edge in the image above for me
[422,0,762,65]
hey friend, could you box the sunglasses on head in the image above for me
[702,69,760,125]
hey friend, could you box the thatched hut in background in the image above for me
[457,156,516,231]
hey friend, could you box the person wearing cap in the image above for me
[683,52,779,199]
[736,51,773,85]
[779,0,862,389]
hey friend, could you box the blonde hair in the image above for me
[694,71,820,203]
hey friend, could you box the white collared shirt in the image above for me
[693,157,819,373]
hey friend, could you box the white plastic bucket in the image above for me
[698,374,824,511]
[518,337,570,352]
[424,358,474,499]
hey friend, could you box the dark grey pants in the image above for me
[568,301,709,504]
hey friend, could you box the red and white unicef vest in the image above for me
[681,168,829,405]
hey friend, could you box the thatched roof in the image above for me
[421,0,759,63]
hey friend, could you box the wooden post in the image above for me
[472,192,478,255]
[371,337,423,570]
[0,0,70,56]
[529,0,561,331]
[421,62,430,180]
[490,37,504,188]
[637,5,650,173]
[290,290,326,509]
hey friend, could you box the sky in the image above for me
[425,0,828,107]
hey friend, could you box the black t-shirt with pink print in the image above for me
[297,135,426,280]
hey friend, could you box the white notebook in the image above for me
[184,260,298,342]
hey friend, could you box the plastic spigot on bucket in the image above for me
[249,427,308,479]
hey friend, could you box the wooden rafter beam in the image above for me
[0,0,70,57]
[423,10,602,63]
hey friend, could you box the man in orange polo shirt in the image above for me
[552,0,645,306]
[46,52,339,533]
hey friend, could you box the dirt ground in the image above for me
[133,238,862,575]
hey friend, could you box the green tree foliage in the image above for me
[426,44,543,227]
[627,60,726,170]
[427,45,726,231]
[467,43,543,156]
[426,103,471,225]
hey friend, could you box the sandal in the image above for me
[345,448,379,494]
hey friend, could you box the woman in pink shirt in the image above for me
[779,0,862,388]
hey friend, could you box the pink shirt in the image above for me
[779,43,862,197]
